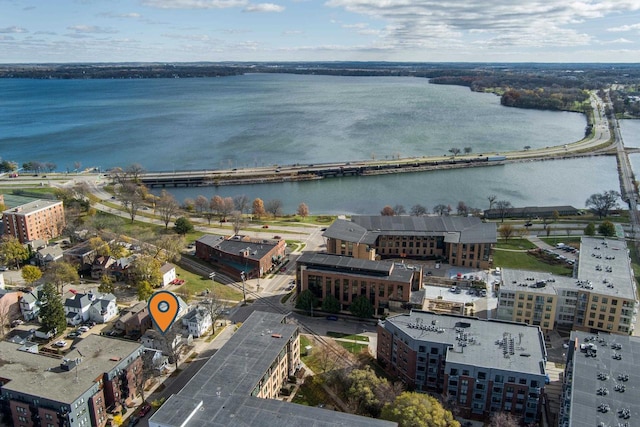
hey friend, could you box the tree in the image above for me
[523,145,531,150]
[195,195,209,213]
[44,261,79,294]
[350,295,374,318]
[585,190,620,219]
[463,146,472,154]
[584,222,596,236]
[433,204,448,216]
[39,283,66,335]
[598,220,616,237]
[201,290,224,335]
[495,200,512,222]
[124,163,145,183]
[88,236,110,264]
[393,204,406,215]
[21,265,42,286]
[210,195,223,219]
[297,202,309,218]
[99,274,114,293]
[252,198,266,219]
[174,217,194,235]
[456,201,468,216]
[131,255,162,288]
[498,224,515,241]
[489,412,519,427]
[135,351,160,404]
[410,204,427,216]
[295,289,318,315]
[381,392,459,427]
[231,211,245,235]
[321,294,341,313]
[233,194,250,214]
[137,280,154,301]
[118,182,146,223]
[448,147,461,157]
[0,236,29,269]
[346,367,387,416]
[155,190,180,229]
[487,194,497,210]
[381,205,395,216]
[265,199,283,218]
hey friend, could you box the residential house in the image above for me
[159,262,176,287]
[181,306,212,338]
[140,329,187,362]
[88,292,118,324]
[33,244,64,266]
[110,255,136,283]
[114,301,152,338]
[0,290,22,332]
[64,291,95,326]
[19,286,43,321]
[63,240,97,273]
[142,349,169,374]
[91,255,116,280]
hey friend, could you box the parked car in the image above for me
[138,403,152,417]
[54,340,67,348]
[11,319,24,327]
[67,331,81,338]
[0,266,8,271]
[326,315,338,321]
[78,326,90,333]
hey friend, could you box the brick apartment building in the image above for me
[2,200,65,244]
[323,216,496,269]
[0,334,144,427]
[377,310,547,425]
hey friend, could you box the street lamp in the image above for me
[209,272,215,296]
[240,271,246,305]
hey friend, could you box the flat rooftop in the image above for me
[500,269,573,296]
[2,199,61,215]
[150,311,396,427]
[564,331,640,427]
[297,252,415,282]
[0,334,144,404]
[382,310,547,376]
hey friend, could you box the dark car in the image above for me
[326,315,338,321]
[127,416,139,426]
[138,403,152,417]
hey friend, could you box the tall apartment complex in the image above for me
[558,331,640,427]
[377,310,547,425]
[323,216,496,269]
[496,237,637,335]
[0,335,145,427]
[2,200,65,243]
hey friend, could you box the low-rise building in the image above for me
[558,331,640,427]
[181,307,212,338]
[0,335,144,427]
[377,310,547,424]
[195,235,287,280]
[159,263,176,287]
[64,291,94,326]
[149,311,395,427]
[88,292,118,324]
[296,252,421,316]
[323,216,496,269]
[496,237,637,335]
[19,286,43,321]
[114,301,152,338]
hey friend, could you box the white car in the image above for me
[54,340,67,348]
[78,326,90,333]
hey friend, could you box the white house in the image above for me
[64,291,95,326]
[140,329,184,358]
[159,263,176,287]
[88,293,118,323]
[19,287,43,321]
[181,307,212,338]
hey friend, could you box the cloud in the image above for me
[0,35,15,41]
[161,33,215,42]
[0,26,28,34]
[243,3,285,12]
[602,38,634,44]
[324,0,640,50]
[67,25,118,34]
[608,23,640,32]
[98,12,142,19]
[141,0,248,9]
[282,30,304,36]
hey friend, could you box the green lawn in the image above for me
[492,250,573,275]
[497,238,536,250]
[326,332,369,342]
[335,340,370,354]
[291,376,331,407]
[173,265,243,302]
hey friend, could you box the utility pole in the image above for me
[240,271,246,305]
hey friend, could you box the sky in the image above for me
[1,0,640,63]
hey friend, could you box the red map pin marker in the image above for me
[148,290,180,334]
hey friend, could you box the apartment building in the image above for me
[149,311,395,427]
[377,310,547,425]
[558,331,640,427]
[2,200,65,243]
[496,237,637,335]
[323,216,496,269]
[0,335,144,427]
[296,252,421,316]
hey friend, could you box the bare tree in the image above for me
[118,182,146,223]
[393,204,406,215]
[487,194,497,210]
[265,199,283,218]
[201,291,224,335]
[495,200,512,222]
[498,224,515,241]
[448,147,461,157]
[210,195,223,220]
[463,146,472,154]
[219,197,235,222]
[0,300,11,337]
[125,163,145,183]
[410,204,428,216]
[233,195,250,214]
[231,211,245,235]
[195,195,209,214]
[433,204,448,216]
[490,412,520,427]
[156,190,180,229]
[136,351,161,403]
[456,201,468,216]
[297,202,310,218]
[149,234,185,263]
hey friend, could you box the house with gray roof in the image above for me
[64,291,95,325]
[88,292,118,323]
[19,285,43,321]
[324,215,496,269]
